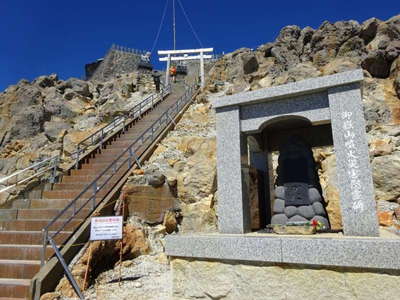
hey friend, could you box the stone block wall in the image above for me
[87,46,148,81]
[172,258,400,300]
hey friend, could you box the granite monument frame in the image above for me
[212,69,379,237]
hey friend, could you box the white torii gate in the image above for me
[158,48,213,88]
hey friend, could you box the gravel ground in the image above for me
[83,253,171,300]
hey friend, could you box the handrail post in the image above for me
[48,238,85,299]
[92,182,97,210]
[128,147,133,168]
[50,157,58,184]
[100,128,104,148]
[41,229,48,266]
[75,146,80,170]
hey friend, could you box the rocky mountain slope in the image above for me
[28,13,400,299]
[127,14,400,232]
[0,71,155,206]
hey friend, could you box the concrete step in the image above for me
[17,208,90,220]
[0,219,83,231]
[0,259,40,279]
[0,245,53,260]
[0,278,30,298]
[0,231,72,245]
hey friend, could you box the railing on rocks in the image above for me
[0,86,170,199]
[110,44,147,55]
[74,84,171,168]
[40,81,199,298]
[0,156,59,194]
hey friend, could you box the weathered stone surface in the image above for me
[311,215,330,229]
[312,201,327,216]
[362,50,392,78]
[179,196,217,233]
[271,214,288,225]
[298,205,315,219]
[273,198,285,213]
[309,187,322,203]
[172,258,400,300]
[372,153,400,202]
[378,211,395,226]
[288,215,308,223]
[284,206,297,218]
[147,172,166,187]
[241,52,259,74]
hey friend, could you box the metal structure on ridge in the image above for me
[154,0,213,88]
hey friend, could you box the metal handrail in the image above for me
[73,85,171,168]
[0,86,170,197]
[41,81,198,266]
[110,44,147,55]
[0,156,59,194]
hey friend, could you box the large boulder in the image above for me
[33,74,58,88]
[372,153,400,202]
[9,105,45,139]
[362,50,392,78]
[241,52,259,74]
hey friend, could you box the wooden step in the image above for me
[42,189,107,200]
[0,245,53,260]
[0,231,71,245]
[30,197,101,209]
[17,208,90,220]
[0,209,17,220]
[0,219,83,231]
[0,278,31,298]
[0,259,40,279]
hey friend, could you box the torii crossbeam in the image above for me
[158,48,214,88]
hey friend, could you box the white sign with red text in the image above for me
[90,216,123,241]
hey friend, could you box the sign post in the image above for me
[90,216,123,241]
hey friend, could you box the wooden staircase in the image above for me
[0,82,190,299]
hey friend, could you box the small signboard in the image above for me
[90,216,123,241]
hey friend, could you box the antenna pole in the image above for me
[173,0,176,50]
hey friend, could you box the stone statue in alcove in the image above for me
[271,135,330,229]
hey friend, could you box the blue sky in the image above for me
[0,0,399,91]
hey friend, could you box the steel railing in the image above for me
[0,156,59,194]
[0,86,170,198]
[40,81,199,298]
[73,85,171,168]
[110,44,147,55]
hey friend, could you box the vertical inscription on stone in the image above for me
[341,111,364,212]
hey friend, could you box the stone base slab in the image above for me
[171,258,400,300]
[166,232,400,270]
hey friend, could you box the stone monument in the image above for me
[271,136,329,228]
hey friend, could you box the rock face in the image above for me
[172,258,400,300]
[0,71,155,207]
[115,14,400,234]
[53,224,149,297]
[123,99,218,233]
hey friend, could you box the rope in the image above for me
[150,0,170,55]
[176,0,204,48]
